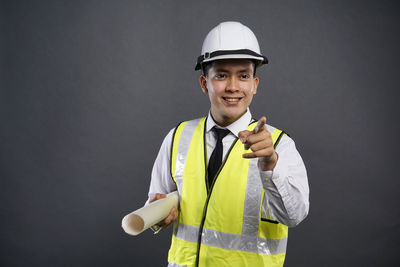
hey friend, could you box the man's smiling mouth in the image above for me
[222,97,243,102]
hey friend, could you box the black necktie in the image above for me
[208,127,230,187]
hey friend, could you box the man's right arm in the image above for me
[147,128,177,202]
[146,128,178,231]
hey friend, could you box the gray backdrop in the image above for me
[2,0,399,266]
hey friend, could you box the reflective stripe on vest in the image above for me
[168,263,187,267]
[170,118,203,194]
[168,117,288,267]
[174,223,287,255]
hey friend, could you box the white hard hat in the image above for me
[195,21,268,71]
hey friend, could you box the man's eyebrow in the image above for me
[238,69,252,73]
[214,68,229,73]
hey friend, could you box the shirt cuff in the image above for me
[258,153,281,182]
[150,224,162,234]
[259,153,287,196]
[259,169,274,181]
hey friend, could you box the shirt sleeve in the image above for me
[259,135,310,227]
[146,128,177,204]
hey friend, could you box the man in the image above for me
[147,21,309,267]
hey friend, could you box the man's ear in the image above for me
[199,75,208,94]
[252,76,259,95]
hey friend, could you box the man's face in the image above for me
[200,59,259,127]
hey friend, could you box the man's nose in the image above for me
[226,76,240,92]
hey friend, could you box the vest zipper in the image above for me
[195,136,239,267]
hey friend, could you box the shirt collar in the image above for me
[206,109,253,138]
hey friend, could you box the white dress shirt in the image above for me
[147,109,309,227]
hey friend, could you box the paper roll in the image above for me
[121,191,179,236]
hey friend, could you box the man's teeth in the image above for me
[225,98,240,102]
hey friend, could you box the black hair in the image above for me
[201,59,258,77]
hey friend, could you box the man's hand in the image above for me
[149,193,179,228]
[238,116,278,171]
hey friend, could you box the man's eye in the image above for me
[215,74,226,79]
[240,74,250,79]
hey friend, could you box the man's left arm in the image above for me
[239,117,310,227]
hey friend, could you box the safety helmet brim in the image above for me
[195,49,268,70]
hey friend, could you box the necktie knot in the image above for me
[213,127,230,142]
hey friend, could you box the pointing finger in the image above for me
[239,116,267,149]
[253,116,267,133]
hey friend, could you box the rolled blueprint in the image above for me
[121,191,179,236]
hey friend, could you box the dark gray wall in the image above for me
[2,0,399,266]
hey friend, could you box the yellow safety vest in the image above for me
[168,117,288,267]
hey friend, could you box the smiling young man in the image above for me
[200,59,258,127]
[147,22,309,267]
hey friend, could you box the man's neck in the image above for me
[210,111,247,128]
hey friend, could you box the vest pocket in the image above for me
[258,218,288,240]
[260,217,279,224]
